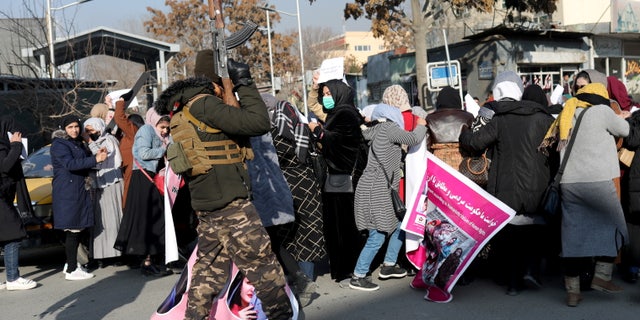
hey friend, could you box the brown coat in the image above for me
[113,100,139,208]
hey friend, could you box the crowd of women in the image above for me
[452,69,637,307]
[300,67,640,309]
[3,66,640,314]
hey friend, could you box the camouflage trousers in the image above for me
[185,199,293,320]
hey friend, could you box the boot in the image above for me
[564,276,582,307]
[590,261,623,293]
[293,271,317,307]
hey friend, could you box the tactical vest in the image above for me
[168,94,250,177]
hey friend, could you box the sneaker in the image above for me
[424,285,453,303]
[379,264,408,279]
[6,277,37,291]
[0,281,5,290]
[349,276,379,291]
[65,268,95,281]
[63,263,87,275]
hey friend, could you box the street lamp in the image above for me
[45,0,93,78]
[258,3,308,117]
[257,7,276,96]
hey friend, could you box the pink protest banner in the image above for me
[151,246,300,320]
[402,152,515,293]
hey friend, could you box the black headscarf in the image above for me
[521,85,549,108]
[435,86,462,109]
[0,116,18,147]
[318,79,356,114]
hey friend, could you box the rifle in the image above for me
[208,0,258,108]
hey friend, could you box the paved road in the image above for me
[2,247,639,319]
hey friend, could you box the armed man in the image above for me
[155,49,294,319]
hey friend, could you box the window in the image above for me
[354,45,371,52]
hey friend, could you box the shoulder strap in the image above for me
[555,107,591,181]
[133,158,154,183]
[181,94,222,134]
[369,128,393,188]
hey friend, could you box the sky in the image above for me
[0,0,373,36]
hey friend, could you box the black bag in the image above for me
[310,151,327,187]
[369,141,406,221]
[391,188,407,220]
[323,173,353,193]
[459,154,489,186]
[541,180,561,217]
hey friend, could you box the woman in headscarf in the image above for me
[426,86,474,170]
[260,93,326,306]
[308,79,366,281]
[382,85,422,203]
[111,96,145,209]
[51,115,107,281]
[83,117,124,266]
[114,108,171,276]
[0,117,37,290]
[349,104,426,291]
[539,83,629,307]
[460,71,555,297]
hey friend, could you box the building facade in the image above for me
[314,31,387,72]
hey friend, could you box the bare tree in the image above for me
[297,25,338,70]
[0,1,113,150]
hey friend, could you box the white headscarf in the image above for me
[83,117,107,142]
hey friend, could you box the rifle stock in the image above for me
[208,0,240,108]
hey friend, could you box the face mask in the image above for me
[322,96,335,109]
[88,133,101,141]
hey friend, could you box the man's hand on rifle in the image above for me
[227,59,253,91]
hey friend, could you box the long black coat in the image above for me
[0,138,27,242]
[315,80,365,175]
[624,112,640,225]
[459,100,555,214]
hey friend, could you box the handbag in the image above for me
[309,141,327,187]
[459,153,489,186]
[390,188,407,221]
[134,158,170,196]
[323,173,353,193]
[541,107,591,217]
[370,144,406,220]
[618,147,635,167]
[323,144,359,193]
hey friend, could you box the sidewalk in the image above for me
[1,247,639,319]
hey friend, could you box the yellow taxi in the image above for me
[15,145,60,245]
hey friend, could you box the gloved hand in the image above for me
[227,58,253,88]
[119,89,133,102]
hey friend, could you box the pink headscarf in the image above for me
[145,108,169,145]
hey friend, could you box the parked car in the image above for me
[16,145,61,247]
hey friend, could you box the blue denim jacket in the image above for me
[132,124,166,173]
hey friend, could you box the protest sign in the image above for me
[403,152,515,293]
[316,57,344,84]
